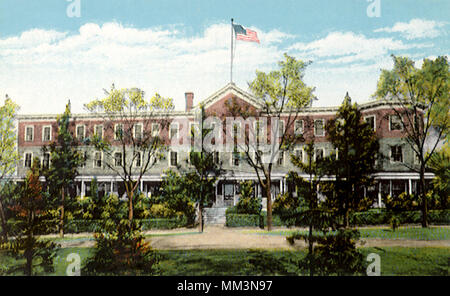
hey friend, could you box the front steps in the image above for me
[203,207,227,225]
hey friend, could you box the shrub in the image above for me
[234,181,262,215]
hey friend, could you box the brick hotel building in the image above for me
[13,83,434,220]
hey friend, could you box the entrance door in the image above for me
[224,184,234,207]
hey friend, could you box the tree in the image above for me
[225,53,316,230]
[43,101,84,238]
[182,105,223,232]
[374,55,450,227]
[0,95,20,242]
[234,180,261,215]
[325,94,380,228]
[1,159,59,275]
[428,142,450,209]
[84,84,174,225]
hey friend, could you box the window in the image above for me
[391,146,403,163]
[277,150,284,165]
[213,151,220,164]
[80,151,87,168]
[314,119,325,136]
[314,148,324,161]
[294,148,303,163]
[114,124,123,140]
[169,151,178,166]
[134,123,143,140]
[42,126,51,141]
[364,115,376,131]
[93,151,102,168]
[294,120,304,135]
[232,122,241,139]
[232,152,240,167]
[389,115,403,131]
[152,123,160,137]
[94,125,103,139]
[169,123,179,140]
[277,120,285,137]
[25,126,34,142]
[134,151,141,167]
[76,125,85,141]
[114,152,123,167]
[254,120,264,143]
[24,152,33,168]
[42,152,50,169]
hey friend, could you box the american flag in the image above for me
[233,24,260,44]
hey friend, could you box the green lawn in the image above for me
[245,226,450,240]
[1,247,448,276]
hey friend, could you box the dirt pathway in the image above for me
[55,226,450,249]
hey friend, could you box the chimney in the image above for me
[185,92,194,112]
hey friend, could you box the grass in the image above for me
[244,226,450,240]
[1,247,448,276]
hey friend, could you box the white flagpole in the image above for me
[231,18,234,83]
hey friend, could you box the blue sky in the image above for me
[1,0,449,114]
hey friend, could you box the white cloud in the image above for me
[288,31,420,65]
[374,18,448,40]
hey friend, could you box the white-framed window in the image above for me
[276,119,285,137]
[76,125,86,142]
[231,151,240,167]
[314,119,325,136]
[134,151,141,167]
[231,121,241,139]
[114,152,123,167]
[133,123,143,140]
[152,123,160,137]
[93,151,102,168]
[364,115,376,131]
[254,120,265,143]
[25,126,34,142]
[389,115,403,131]
[42,125,52,142]
[294,120,304,135]
[169,151,178,167]
[277,150,285,166]
[42,152,51,169]
[294,148,304,163]
[114,123,123,140]
[80,150,87,168]
[390,145,403,163]
[24,152,33,168]
[169,123,179,140]
[314,147,325,161]
[94,124,104,139]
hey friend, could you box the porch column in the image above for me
[389,180,392,197]
[81,180,85,198]
[378,182,382,208]
[110,181,114,194]
[140,179,143,192]
[408,179,412,195]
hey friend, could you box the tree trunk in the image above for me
[266,179,272,231]
[344,207,350,229]
[59,187,65,238]
[198,203,204,233]
[0,197,8,242]
[308,223,314,276]
[419,166,428,228]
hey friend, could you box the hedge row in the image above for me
[225,209,450,228]
[64,217,188,233]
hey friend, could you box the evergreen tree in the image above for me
[1,159,59,275]
[325,94,380,228]
[43,101,84,238]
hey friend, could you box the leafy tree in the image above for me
[0,159,59,275]
[158,170,196,225]
[428,142,450,209]
[225,54,316,230]
[84,84,174,225]
[374,55,450,227]
[181,105,223,232]
[235,180,261,215]
[42,101,85,238]
[83,192,160,275]
[325,94,380,228]
[0,95,20,242]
